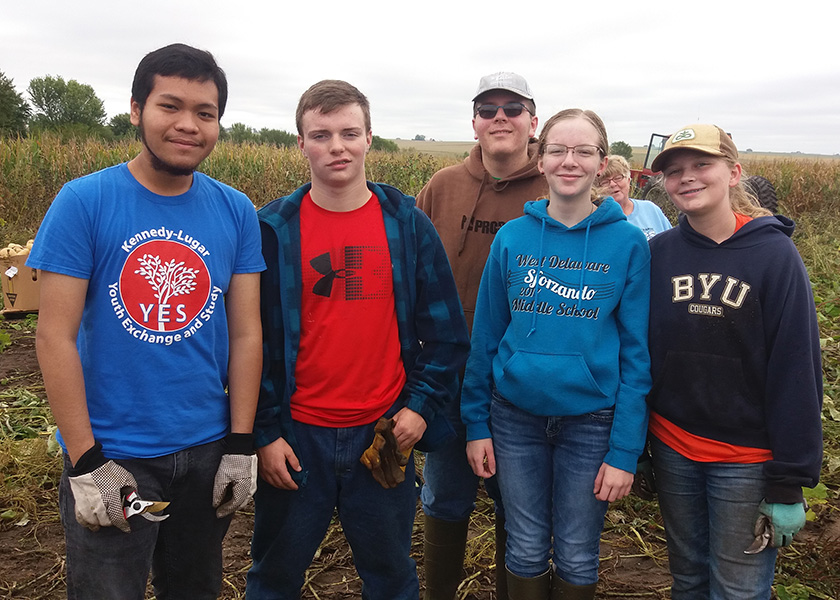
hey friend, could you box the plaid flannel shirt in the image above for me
[255,181,469,475]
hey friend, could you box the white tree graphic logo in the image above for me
[135,253,200,331]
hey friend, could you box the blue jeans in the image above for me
[650,436,777,599]
[247,420,420,600]
[421,390,503,522]
[491,392,612,584]
[59,439,233,600]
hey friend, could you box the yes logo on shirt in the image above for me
[119,240,211,332]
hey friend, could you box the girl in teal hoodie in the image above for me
[461,109,652,599]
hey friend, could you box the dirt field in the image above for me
[1,318,837,599]
[0,320,675,599]
[392,139,476,157]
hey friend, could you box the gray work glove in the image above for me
[212,433,258,518]
[68,442,137,533]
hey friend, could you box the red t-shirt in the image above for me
[649,412,773,463]
[291,192,406,427]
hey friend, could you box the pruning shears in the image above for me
[744,515,772,555]
[123,490,170,522]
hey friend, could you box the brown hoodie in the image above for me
[417,140,548,331]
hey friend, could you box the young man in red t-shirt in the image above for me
[247,80,469,600]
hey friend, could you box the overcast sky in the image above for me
[3,1,838,155]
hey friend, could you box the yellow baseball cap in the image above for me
[651,124,738,172]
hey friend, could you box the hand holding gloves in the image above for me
[360,418,410,489]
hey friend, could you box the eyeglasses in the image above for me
[475,102,532,120]
[600,174,627,185]
[543,144,602,159]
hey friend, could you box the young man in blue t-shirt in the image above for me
[28,43,265,599]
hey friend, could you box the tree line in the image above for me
[1,70,634,158]
[0,70,398,152]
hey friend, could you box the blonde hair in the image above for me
[602,155,631,179]
[596,155,633,201]
[729,160,772,217]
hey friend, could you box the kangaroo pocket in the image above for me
[651,350,763,435]
[496,350,608,416]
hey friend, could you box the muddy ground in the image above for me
[1,317,836,599]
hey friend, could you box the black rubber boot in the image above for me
[506,566,551,600]
[422,515,469,600]
[495,512,508,600]
[550,574,597,600]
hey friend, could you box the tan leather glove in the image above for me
[359,418,412,489]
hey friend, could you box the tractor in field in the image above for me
[629,132,778,214]
[629,133,669,196]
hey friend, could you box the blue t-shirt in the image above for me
[27,163,265,458]
[626,199,672,240]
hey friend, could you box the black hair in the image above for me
[131,43,228,119]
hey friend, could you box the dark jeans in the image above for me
[247,420,420,600]
[650,437,777,599]
[60,439,232,600]
[492,392,612,584]
[421,390,503,522]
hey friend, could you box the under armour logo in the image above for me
[310,252,353,297]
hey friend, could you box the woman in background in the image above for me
[599,155,671,240]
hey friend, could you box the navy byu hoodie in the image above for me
[647,214,823,503]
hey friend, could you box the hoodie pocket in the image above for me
[651,350,761,431]
[497,350,608,415]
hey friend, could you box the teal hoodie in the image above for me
[461,197,652,473]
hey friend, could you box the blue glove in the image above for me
[757,500,806,547]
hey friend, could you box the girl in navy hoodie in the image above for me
[646,124,822,599]
[461,109,651,599]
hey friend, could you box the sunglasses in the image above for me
[475,102,531,120]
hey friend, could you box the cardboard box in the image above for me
[1,242,40,314]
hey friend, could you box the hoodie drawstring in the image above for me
[457,174,516,256]
[578,219,592,299]
[457,175,489,256]
[527,217,547,337]
[527,204,596,337]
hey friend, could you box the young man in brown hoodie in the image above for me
[417,72,548,600]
